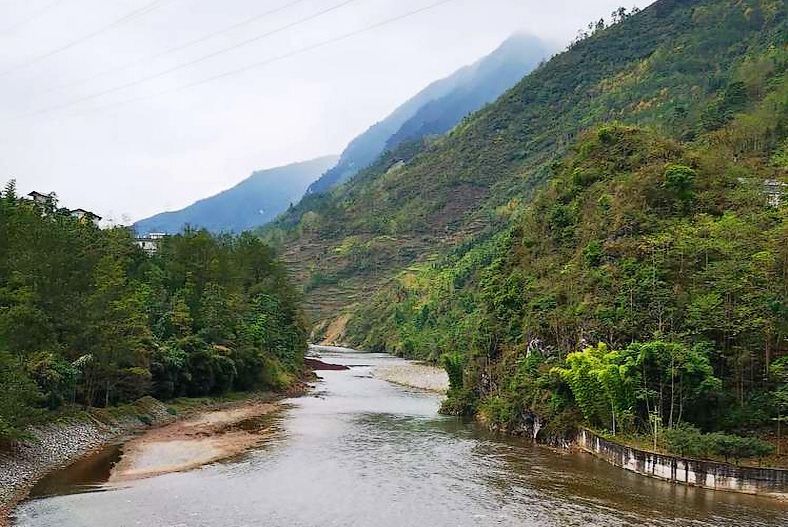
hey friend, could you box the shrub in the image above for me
[441,352,464,391]
[705,432,774,464]
[0,350,42,442]
[663,423,708,457]
[440,388,477,417]
[663,164,696,202]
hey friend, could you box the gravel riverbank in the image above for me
[0,397,174,526]
[373,361,449,393]
[110,399,281,482]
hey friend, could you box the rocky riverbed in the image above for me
[0,397,174,526]
[310,344,449,393]
[372,361,449,393]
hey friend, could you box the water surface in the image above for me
[14,349,788,526]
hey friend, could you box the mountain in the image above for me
[267,0,785,332]
[304,33,552,195]
[267,0,787,449]
[134,156,337,235]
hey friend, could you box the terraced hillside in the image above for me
[265,0,786,342]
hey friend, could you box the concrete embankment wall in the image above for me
[0,396,174,519]
[576,429,788,497]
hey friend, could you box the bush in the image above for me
[663,164,696,202]
[0,350,42,442]
[440,388,477,416]
[663,424,774,464]
[704,432,774,464]
[478,396,514,427]
[441,352,464,391]
[663,423,708,457]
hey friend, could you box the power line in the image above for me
[0,0,175,78]
[23,0,359,117]
[43,0,310,95]
[84,0,459,117]
[0,0,66,36]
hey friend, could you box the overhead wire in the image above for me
[43,0,310,95]
[81,0,459,117]
[22,0,360,117]
[0,0,175,78]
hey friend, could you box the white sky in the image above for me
[0,0,653,222]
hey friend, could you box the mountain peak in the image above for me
[304,33,553,195]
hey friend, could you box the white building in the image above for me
[135,232,167,254]
[70,208,102,227]
[26,191,56,207]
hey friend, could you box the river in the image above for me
[13,348,788,526]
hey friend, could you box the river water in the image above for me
[13,349,788,526]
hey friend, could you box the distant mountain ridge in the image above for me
[134,156,337,235]
[305,33,552,195]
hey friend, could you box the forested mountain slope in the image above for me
[304,33,551,195]
[268,0,786,332]
[336,0,787,454]
[134,156,337,235]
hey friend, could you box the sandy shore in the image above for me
[373,361,449,393]
[110,400,280,482]
[0,397,175,527]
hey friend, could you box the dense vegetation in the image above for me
[268,0,787,462]
[0,186,307,441]
[351,119,786,457]
[267,0,786,322]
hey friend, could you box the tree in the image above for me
[623,341,720,429]
[555,343,636,435]
[0,347,41,442]
[771,357,788,455]
[663,164,696,204]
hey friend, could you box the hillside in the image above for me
[275,0,788,454]
[353,120,787,448]
[134,156,337,235]
[304,33,551,195]
[268,0,786,331]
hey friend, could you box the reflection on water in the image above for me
[27,443,123,499]
[14,350,788,527]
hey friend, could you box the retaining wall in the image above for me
[576,429,788,497]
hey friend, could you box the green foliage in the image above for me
[347,121,786,452]
[663,164,696,203]
[555,343,636,434]
[441,352,464,391]
[704,432,775,464]
[259,0,788,458]
[0,348,41,442]
[662,424,774,463]
[663,423,708,457]
[0,191,307,441]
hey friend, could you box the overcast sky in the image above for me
[0,0,653,222]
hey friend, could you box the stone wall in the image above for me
[576,429,788,497]
[0,396,174,521]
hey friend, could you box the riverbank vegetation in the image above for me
[0,186,307,442]
[352,121,787,463]
[258,0,788,465]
